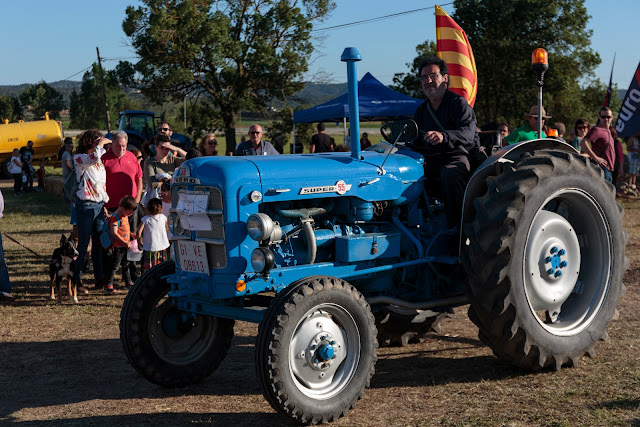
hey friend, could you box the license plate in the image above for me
[177,241,210,275]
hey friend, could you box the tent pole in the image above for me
[343,117,347,147]
[292,123,296,154]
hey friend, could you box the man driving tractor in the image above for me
[412,55,480,230]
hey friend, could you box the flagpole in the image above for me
[602,53,616,109]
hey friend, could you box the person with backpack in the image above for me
[72,130,110,291]
[102,196,138,294]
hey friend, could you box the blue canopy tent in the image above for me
[293,72,423,123]
[292,72,424,151]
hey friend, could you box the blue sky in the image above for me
[1,0,637,93]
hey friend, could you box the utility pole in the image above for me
[96,46,112,132]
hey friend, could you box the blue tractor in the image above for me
[120,48,627,425]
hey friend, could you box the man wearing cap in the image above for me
[412,55,480,230]
[503,105,549,145]
[580,107,616,183]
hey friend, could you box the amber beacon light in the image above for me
[531,48,549,87]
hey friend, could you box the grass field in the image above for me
[0,181,638,425]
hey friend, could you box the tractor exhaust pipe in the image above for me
[341,47,362,161]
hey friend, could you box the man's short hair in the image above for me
[317,122,326,132]
[417,55,448,77]
[111,130,128,142]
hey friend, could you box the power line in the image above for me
[312,2,454,33]
[55,56,139,83]
[102,57,140,61]
[59,64,94,82]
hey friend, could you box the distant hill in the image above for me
[0,80,82,104]
[0,79,346,110]
[619,89,627,101]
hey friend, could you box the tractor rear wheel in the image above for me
[462,150,627,370]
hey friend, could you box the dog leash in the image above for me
[2,232,44,259]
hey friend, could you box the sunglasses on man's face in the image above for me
[160,127,171,131]
[249,131,261,135]
[601,115,613,119]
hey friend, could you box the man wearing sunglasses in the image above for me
[158,122,173,137]
[235,124,280,156]
[580,107,616,183]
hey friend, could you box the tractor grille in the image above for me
[171,185,227,269]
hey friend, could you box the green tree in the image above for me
[19,81,65,120]
[390,40,437,99]
[122,0,336,155]
[0,96,21,122]
[265,106,294,146]
[70,63,139,130]
[450,0,601,127]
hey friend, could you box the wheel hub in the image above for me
[525,210,581,322]
[290,310,347,389]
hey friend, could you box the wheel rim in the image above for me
[289,303,360,399]
[524,189,612,335]
[148,292,219,365]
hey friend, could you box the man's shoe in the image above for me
[0,291,15,301]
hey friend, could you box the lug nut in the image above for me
[558,249,565,255]
[550,247,558,254]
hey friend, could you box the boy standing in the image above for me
[104,196,138,294]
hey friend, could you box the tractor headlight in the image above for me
[246,213,282,242]
[251,247,275,273]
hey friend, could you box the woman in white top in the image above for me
[9,148,23,195]
[73,129,110,288]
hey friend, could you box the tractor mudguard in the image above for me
[461,138,578,228]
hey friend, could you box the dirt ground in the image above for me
[0,190,638,425]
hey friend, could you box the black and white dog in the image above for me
[49,234,80,303]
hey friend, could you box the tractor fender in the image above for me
[461,138,578,231]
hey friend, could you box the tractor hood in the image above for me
[175,149,424,205]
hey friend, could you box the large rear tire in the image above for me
[120,261,234,387]
[256,276,377,425]
[462,150,627,370]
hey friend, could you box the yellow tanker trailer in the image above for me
[0,114,64,177]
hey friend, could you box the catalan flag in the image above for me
[435,5,477,107]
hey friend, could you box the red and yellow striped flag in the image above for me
[435,5,477,107]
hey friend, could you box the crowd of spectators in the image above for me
[1,103,638,301]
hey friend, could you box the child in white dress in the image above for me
[137,198,170,271]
